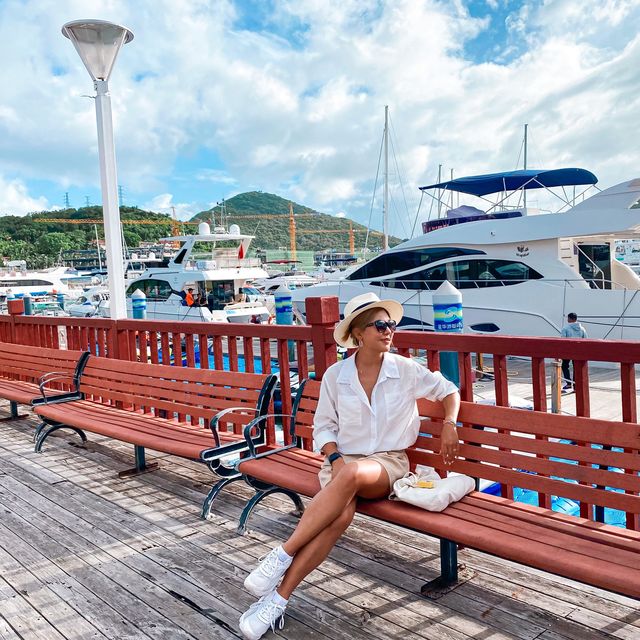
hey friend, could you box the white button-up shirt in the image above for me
[313,352,458,455]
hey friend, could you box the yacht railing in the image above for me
[355,278,635,291]
[184,257,263,270]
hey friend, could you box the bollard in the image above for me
[57,292,65,311]
[23,293,33,316]
[131,289,147,319]
[274,285,295,361]
[433,281,462,387]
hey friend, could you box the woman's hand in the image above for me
[331,457,346,479]
[440,420,459,466]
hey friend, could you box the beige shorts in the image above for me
[318,450,410,491]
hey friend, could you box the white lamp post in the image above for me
[62,19,134,319]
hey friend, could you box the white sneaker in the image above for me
[239,591,286,640]
[244,546,293,597]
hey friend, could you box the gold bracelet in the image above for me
[443,419,457,427]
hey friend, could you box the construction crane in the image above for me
[33,218,197,225]
[289,202,297,262]
[34,215,376,254]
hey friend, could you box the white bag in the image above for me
[389,464,475,512]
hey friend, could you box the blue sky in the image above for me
[1,0,639,240]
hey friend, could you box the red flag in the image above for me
[238,244,245,259]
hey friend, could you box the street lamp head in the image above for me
[62,19,133,82]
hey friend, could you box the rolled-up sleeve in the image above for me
[313,373,339,451]
[413,360,458,401]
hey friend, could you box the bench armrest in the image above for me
[208,406,262,447]
[242,413,295,457]
[32,372,82,406]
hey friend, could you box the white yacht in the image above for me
[292,169,640,340]
[0,261,73,300]
[67,285,110,318]
[253,271,320,294]
[121,223,271,324]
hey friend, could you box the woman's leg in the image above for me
[282,460,389,557]
[277,498,357,599]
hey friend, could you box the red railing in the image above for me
[2,296,638,530]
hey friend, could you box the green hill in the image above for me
[192,191,400,251]
[0,193,401,269]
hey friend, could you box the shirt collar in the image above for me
[337,352,400,384]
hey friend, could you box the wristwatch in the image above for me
[327,451,343,465]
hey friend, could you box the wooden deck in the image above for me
[1,403,638,640]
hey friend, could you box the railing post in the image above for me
[305,296,340,380]
[7,298,24,344]
[551,359,561,413]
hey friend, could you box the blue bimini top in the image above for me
[419,168,598,197]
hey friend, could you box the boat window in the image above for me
[346,247,484,281]
[172,248,188,265]
[381,259,543,290]
[126,279,173,301]
[200,280,234,310]
[0,279,53,287]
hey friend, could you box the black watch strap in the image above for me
[327,452,343,465]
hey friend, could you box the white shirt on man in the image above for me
[313,352,458,455]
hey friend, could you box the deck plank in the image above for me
[0,407,638,640]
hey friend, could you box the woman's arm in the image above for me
[440,391,460,465]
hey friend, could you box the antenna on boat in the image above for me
[94,224,103,271]
[437,164,442,219]
[523,123,528,208]
[383,105,389,251]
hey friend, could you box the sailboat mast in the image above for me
[523,123,528,209]
[383,105,389,251]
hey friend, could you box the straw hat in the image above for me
[333,292,403,348]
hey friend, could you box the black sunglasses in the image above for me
[365,319,397,333]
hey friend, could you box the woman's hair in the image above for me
[348,306,390,342]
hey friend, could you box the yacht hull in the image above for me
[291,281,640,340]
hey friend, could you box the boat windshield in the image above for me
[347,247,485,281]
[375,258,543,290]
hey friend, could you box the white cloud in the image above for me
[142,193,198,220]
[195,169,238,185]
[1,1,640,236]
[335,211,346,218]
[0,175,49,216]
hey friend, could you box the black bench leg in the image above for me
[201,476,243,520]
[0,401,28,422]
[33,421,47,443]
[421,538,474,599]
[118,445,159,478]
[34,423,87,452]
[238,487,305,535]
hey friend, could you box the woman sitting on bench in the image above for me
[239,292,461,640]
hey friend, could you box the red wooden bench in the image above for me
[235,378,640,600]
[32,355,277,517]
[0,341,89,422]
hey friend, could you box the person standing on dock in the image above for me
[238,292,461,640]
[560,312,587,392]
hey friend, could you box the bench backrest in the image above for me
[288,375,640,524]
[78,355,277,433]
[289,378,321,451]
[414,398,640,522]
[0,342,87,387]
